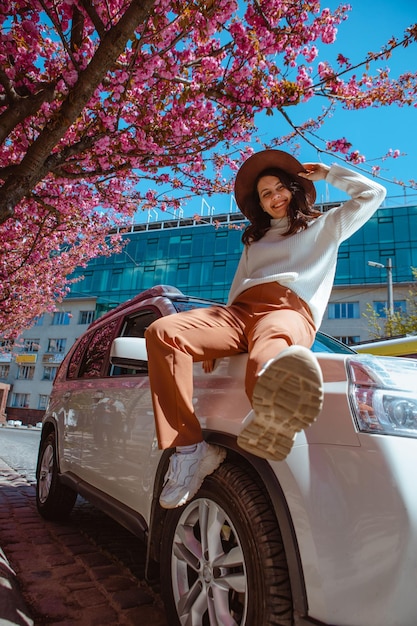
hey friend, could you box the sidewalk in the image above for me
[0,459,168,625]
[0,460,35,626]
[0,545,33,626]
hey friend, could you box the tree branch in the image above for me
[0,0,156,225]
[79,0,107,38]
[0,82,56,146]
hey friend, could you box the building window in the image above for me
[78,310,95,325]
[328,302,360,319]
[177,262,189,284]
[10,393,30,408]
[373,300,407,318]
[110,269,123,290]
[52,311,71,325]
[335,336,361,346]
[47,338,67,353]
[180,234,192,257]
[42,366,58,381]
[23,338,40,352]
[0,339,13,350]
[80,271,93,291]
[215,231,228,254]
[34,315,44,326]
[213,260,226,285]
[38,395,49,410]
[0,364,10,378]
[17,365,35,380]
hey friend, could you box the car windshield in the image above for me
[312,333,356,355]
[172,297,355,356]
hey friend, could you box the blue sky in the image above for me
[295,0,417,204]
[138,0,417,222]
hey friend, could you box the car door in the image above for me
[72,308,161,511]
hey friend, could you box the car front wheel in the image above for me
[160,461,292,626]
[36,431,77,520]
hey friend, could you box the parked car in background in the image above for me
[7,419,23,427]
[355,334,417,359]
[36,285,417,626]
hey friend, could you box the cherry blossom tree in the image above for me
[1,0,416,337]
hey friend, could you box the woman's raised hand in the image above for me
[298,163,330,182]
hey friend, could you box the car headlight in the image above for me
[347,355,417,437]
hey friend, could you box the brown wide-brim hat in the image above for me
[234,149,316,217]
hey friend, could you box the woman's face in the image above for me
[257,175,292,219]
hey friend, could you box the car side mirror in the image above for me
[110,337,148,370]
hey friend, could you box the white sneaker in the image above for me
[159,441,227,509]
[237,345,323,462]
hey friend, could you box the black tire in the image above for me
[160,461,293,626]
[36,431,77,520]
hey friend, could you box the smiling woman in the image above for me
[144,148,387,514]
[257,175,293,219]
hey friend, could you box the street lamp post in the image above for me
[367,258,394,316]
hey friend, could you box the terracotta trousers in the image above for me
[145,282,316,449]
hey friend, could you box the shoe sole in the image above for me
[159,445,227,509]
[237,347,323,462]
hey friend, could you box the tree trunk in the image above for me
[0,0,155,225]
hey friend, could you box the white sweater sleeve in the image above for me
[324,164,387,242]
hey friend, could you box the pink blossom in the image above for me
[326,138,352,154]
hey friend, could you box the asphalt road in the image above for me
[0,426,40,483]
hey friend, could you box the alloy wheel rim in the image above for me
[38,443,54,504]
[171,497,247,626]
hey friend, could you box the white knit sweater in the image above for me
[227,163,387,328]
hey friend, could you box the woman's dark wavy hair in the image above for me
[241,167,322,245]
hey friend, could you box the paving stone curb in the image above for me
[0,459,168,625]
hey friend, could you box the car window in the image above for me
[78,319,119,378]
[121,309,160,338]
[67,331,93,379]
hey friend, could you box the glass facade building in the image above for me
[69,213,247,314]
[334,204,417,286]
[68,203,417,315]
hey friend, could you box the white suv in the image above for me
[36,285,417,626]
